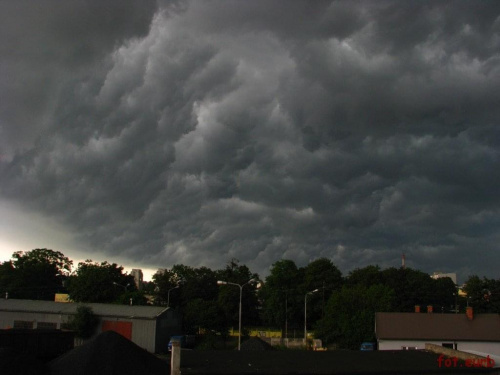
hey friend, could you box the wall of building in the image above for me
[130,318,157,352]
[457,342,500,357]
[0,311,70,330]
[0,310,163,353]
[379,339,500,357]
[0,305,183,353]
[378,339,458,350]
[155,309,182,353]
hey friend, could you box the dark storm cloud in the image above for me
[0,0,157,155]
[1,1,500,281]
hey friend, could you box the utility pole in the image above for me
[304,289,319,346]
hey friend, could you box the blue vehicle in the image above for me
[360,342,376,351]
[168,335,195,351]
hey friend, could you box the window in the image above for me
[13,320,34,329]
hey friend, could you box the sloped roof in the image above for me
[49,330,167,375]
[0,299,169,320]
[376,312,500,342]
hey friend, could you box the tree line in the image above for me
[1,249,499,349]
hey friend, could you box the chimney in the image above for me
[427,305,433,313]
[415,305,421,313]
[466,306,474,320]
[402,253,406,269]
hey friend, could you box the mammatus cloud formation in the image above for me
[1,1,500,281]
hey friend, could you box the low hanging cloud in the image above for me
[1,1,500,280]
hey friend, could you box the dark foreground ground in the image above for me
[180,350,499,375]
[3,331,499,375]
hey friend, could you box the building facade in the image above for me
[130,268,144,291]
[0,299,182,353]
[431,272,458,285]
[376,308,500,357]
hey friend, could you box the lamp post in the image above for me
[113,282,131,305]
[167,285,179,308]
[304,289,319,346]
[113,282,130,291]
[217,278,257,351]
[278,289,290,340]
[453,292,458,314]
[285,291,288,340]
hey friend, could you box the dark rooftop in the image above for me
[376,312,500,342]
[0,299,169,319]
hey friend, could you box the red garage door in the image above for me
[102,321,132,340]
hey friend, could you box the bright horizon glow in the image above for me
[0,199,157,282]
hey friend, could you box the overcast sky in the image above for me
[1,1,499,283]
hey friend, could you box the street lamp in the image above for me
[284,291,288,340]
[167,285,179,308]
[278,289,291,340]
[217,278,257,351]
[304,289,319,345]
[113,282,131,305]
[113,282,130,290]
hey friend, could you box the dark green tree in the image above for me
[463,275,500,313]
[463,275,484,309]
[0,249,72,300]
[179,265,219,303]
[431,277,456,313]
[156,264,220,307]
[216,259,261,330]
[0,261,16,298]
[152,268,180,306]
[315,284,394,349]
[153,265,221,332]
[115,290,148,306]
[67,260,136,303]
[142,280,156,294]
[260,259,303,335]
[382,267,436,311]
[183,298,228,336]
[482,277,500,313]
[346,265,385,287]
[302,258,343,323]
[69,305,99,339]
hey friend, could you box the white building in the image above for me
[376,308,500,357]
[431,272,457,285]
[0,299,182,353]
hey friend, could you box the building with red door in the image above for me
[0,298,182,353]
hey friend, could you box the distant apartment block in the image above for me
[131,269,144,291]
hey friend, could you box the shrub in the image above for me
[69,305,99,339]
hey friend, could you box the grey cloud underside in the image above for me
[1,1,500,279]
[0,0,158,155]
